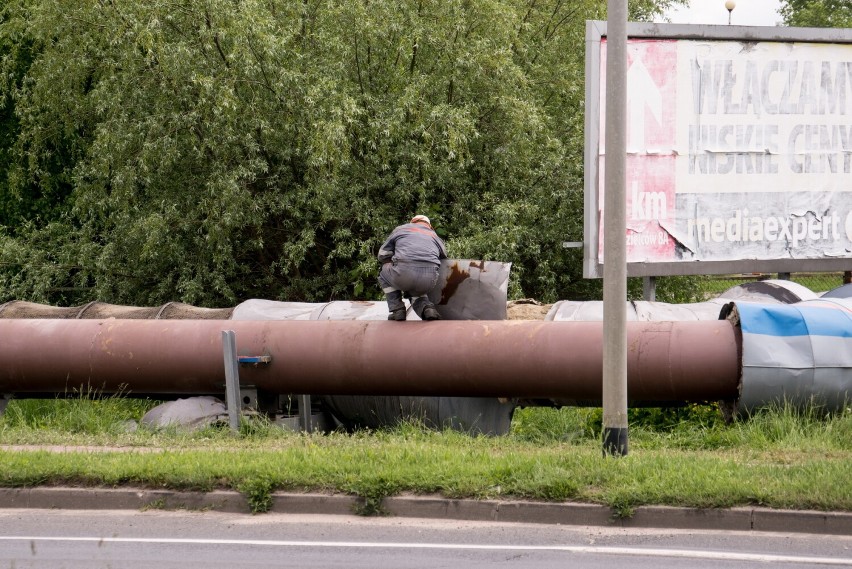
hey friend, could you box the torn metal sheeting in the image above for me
[0,300,234,320]
[140,396,228,430]
[546,299,731,322]
[321,395,516,436]
[822,283,852,299]
[231,300,392,321]
[718,279,818,303]
[429,259,511,320]
[230,259,511,322]
[546,279,818,322]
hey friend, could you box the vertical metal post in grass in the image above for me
[222,330,241,432]
[602,0,629,457]
[299,394,313,432]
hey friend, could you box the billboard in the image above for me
[584,22,852,278]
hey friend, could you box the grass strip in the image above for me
[0,401,849,514]
[0,432,849,515]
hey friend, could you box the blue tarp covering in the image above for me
[737,301,852,338]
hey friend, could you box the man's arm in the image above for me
[377,228,400,263]
[436,236,448,260]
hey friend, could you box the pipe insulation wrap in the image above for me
[0,319,740,403]
[728,298,852,412]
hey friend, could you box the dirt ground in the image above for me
[506,299,553,320]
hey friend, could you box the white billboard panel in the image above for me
[584,22,852,278]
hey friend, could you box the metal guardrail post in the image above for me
[222,330,241,432]
[298,394,312,433]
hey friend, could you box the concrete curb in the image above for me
[0,487,849,535]
[0,487,249,513]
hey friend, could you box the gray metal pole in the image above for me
[602,0,629,457]
[222,330,241,432]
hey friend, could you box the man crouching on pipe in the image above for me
[377,214,447,321]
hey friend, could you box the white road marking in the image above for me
[0,536,849,565]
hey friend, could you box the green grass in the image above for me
[0,398,850,515]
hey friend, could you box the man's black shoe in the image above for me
[388,308,407,321]
[422,307,441,321]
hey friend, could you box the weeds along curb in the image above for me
[0,487,849,536]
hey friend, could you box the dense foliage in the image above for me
[0,0,688,307]
[779,0,852,28]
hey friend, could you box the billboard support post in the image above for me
[643,276,656,302]
[602,0,629,457]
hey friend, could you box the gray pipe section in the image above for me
[0,319,740,404]
[723,299,852,412]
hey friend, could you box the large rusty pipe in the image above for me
[0,319,740,402]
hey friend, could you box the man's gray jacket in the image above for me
[377,223,447,265]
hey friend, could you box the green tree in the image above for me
[779,0,852,27]
[0,7,72,232]
[0,0,683,307]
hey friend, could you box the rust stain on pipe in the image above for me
[0,319,740,403]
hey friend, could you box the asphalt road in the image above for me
[0,509,849,568]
